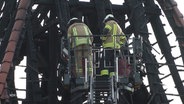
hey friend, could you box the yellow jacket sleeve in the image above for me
[120,35,126,45]
[101,24,112,41]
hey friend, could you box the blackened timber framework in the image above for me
[0,0,184,104]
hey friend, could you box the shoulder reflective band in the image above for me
[105,24,112,31]
[113,24,117,47]
[84,26,89,36]
[73,27,78,36]
[72,27,78,46]
[84,26,91,44]
[113,24,117,35]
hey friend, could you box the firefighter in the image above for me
[67,17,93,78]
[100,14,127,77]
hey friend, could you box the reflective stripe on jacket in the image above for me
[101,20,126,49]
[68,23,93,48]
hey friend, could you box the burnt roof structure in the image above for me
[0,0,184,104]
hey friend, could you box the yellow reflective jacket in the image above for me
[67,23,93,48]
[101,20,126,49]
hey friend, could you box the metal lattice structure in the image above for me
[0,0,184,104]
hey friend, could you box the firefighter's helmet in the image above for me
[103,14,114,23]
[67,17,78,26]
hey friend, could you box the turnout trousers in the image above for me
[74,44,93,77]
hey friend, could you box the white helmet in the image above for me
[103,14,114,23]
[67,17,78,25]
